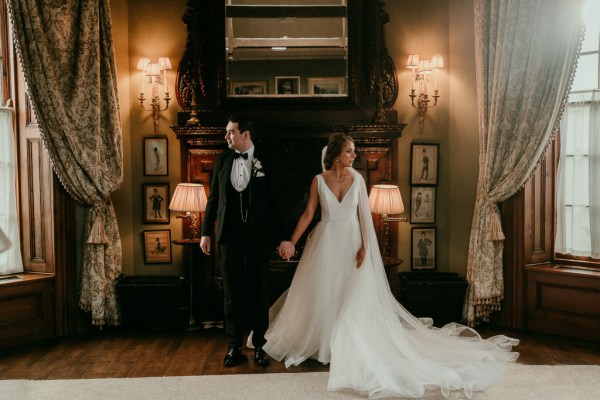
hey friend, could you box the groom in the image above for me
[200,114,278,367]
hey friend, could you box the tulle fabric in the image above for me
[263,169,519,398]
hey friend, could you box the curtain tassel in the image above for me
[87,214,109,244]
[487,209,505,241]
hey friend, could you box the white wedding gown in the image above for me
[262,170,519,399]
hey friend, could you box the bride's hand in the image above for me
[356,246,365,268]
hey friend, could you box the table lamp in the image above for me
[169,183,207,240]
[368,184,406,257]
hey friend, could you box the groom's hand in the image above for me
[200,236,211,255]
[278,241,295,260]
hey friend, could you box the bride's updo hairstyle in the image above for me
[323,133,354,170]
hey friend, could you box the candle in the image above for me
[163,69,168,94]
[141,70,145,95]
[411,69,415,91]
[434,70,438,91]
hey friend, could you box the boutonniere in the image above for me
[252,158,265,177]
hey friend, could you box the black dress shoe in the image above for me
[254,347,269,367]
[223,347,248,367]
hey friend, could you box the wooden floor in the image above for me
[0,325,598,380]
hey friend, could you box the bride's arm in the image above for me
[290,176,319,246]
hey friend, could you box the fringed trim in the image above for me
[487,208,505,241]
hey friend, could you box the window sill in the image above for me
[0,272,54,286]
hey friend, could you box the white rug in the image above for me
[1,365,599,400]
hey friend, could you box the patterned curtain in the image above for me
[465,0,584,326]
[8,0,123,326]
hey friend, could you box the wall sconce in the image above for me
[169,183,207,240]
[137,57,172,136]
[0,227,11,253]
[407,53,444,131]
[368,184,407,258]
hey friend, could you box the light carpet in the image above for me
[1,365,599,400]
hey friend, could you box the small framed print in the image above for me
[411,227,436,270]
[410,143,439,185]
[307,77,345,95]
[143,183,170,224]
[275,76,301,94]
[410,186,436,224]
[144,136,168,176]
[143,229,172,264]
[230,81,268,95]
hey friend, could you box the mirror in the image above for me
[225,0,348,98]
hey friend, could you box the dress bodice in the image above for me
[316,174,359,223]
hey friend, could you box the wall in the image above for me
[112,0,480,277]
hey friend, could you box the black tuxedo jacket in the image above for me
[201,148,281,249]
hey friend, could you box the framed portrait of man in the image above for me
[410,143,439,185]
[143,183,170,224]
[144,136,168,176]
[411,227,436,270]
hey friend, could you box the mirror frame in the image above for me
[176,0,362,110]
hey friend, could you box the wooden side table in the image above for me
[383,257,403,299]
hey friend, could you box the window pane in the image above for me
[571,54,598,91]
[581,0,600,52]
[572,156,589,205]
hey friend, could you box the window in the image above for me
[555,0,600,261]
[0,2,23,275]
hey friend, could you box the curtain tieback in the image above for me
[487,205,505,241]
[87,202,109,244]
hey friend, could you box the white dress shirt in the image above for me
[230,146,254,192]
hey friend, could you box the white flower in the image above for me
[252,158,264,177]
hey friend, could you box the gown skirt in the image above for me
[262,174,518,398]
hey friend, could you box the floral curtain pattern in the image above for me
[466,0,584,326]
[8,0,123,326]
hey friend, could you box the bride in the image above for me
[265,133,518,399]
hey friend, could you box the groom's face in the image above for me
[225,121,248,152]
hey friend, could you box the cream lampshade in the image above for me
[368,184,406,257]
[169,183,208,240]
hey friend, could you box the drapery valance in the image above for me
[465,0,584,326]
[8,0,123,326]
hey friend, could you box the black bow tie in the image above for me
[234,152,249,160]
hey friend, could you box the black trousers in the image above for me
[219,239,270,349]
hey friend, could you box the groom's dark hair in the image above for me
[228,114,256,139]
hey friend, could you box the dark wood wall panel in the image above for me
[0,276,55,350]
[523,151,554,265]
[22,137,54,273]
[526,265,600,341]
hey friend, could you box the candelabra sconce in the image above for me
[368,184,407,258]
[169,183,208,240]
[137,57,172,135]
[406,54,444,132]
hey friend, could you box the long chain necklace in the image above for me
[240,192,248,222]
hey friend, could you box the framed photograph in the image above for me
[144,136,168,176]
[307,77,345,94]
[410,143,439,185]
[410,186,436,224]
[411,227,436,270]
[143,183,170,224]
[143,229,172,264]
[275,76,301,94]
[230,81,268,95]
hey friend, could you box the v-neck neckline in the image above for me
[319,174,355,204]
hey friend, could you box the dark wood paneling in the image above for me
[526,265,600,341]
[0,274,55,350]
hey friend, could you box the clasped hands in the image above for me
[278,240,295,260]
